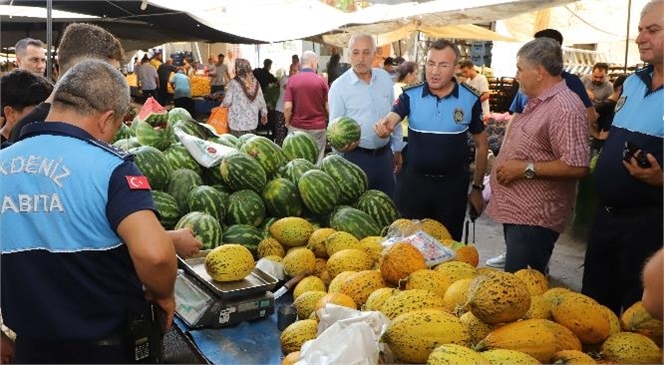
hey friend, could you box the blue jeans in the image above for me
[503,224,559,274]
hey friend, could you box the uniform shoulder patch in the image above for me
[87,138,130,160]
[460,82,482,97]
[403,81,425,91]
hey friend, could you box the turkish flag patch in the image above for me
[125,176,151,190]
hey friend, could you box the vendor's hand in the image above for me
[623,152,663,187]
[260,115,268,125]
[468,189,485,217]
[373,117,394,139]
[336,140,359,152]
[495,159,527,186]
[153,295,176,334]
[393,151,403,173]
[169,228,204,259]
[1,332,14,364]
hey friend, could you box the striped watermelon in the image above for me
[240,136,287,177]
[113,137,141,151]
[222,224,264,258]
[166,168,203,211]
[282,131,319,164]
[220,152,267,193]
[172,118,209,140]
[226,190,266,227]
[208,136,237,149]
[262,178,302,218]
[236,133,257,149]
[258,217,278,238]
[280,158,317,185]
[137,96,167,127]
[355,189,399,229]
[327,116,361,151]
[167,107,192,125]
[163,143,203,176]
[130,145,172,191]
[113,123,132,143]
[330,206,381,240]
[217,134,239,147]
[320,154,368,204]
[297,169,339,215]
[175,211,223,249]
[151,190,182,229]
[187,185,228,224]
[134,119,173,151]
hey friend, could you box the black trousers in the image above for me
[582,203,663,315]
[13,335,130,364]
[395,166,469,241]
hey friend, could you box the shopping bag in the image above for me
[207,106,229,134]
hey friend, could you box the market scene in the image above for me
[0,0,662,363]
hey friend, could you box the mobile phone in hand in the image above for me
[623,141,651,168]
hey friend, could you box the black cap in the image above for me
[384,57,397,66]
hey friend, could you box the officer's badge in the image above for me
[614,95,626,113]
[453,108,464,123]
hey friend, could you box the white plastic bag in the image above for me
[174,127,237,168]
[296,304,390,365]
[381,220,456,267]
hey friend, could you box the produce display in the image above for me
[114,98,663,365]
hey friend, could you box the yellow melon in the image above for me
[379,242,427,285]
[338,270,386,306]
[514,267,549,296]
[433,260,478,284]
[427,344,490,365]
[306,227,336,258]
[480,349,541,364]
[442,277,474,315]
[312,258,331,286]
[523,294,552,320]
[326,249,373,278]
[292,290,327,319]
[327,270,357,293]
[405,269,453,297]
[455,245,480,267]
[364,287,398,311]
[420,218,452,241]
[474,319,558,363]
[620,301,663,346]
[381,289,445,319]
[359,236,384,263]
[466,271,531,324]
[600,332,662,364]
[292,276,326,299]
[315,291,356,311]
[282,247,316,277]
[325,231,361,256]
[460,311,496,345]
[257,237,286,258]
[280,319,318,353]
[550,350,597,364]
[281,351,300,365]
[550,292,611,345]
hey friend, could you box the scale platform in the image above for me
[175,257,277,329]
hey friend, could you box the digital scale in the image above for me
[174,257,278,329]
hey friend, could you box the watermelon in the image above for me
[113,123,132,143]
[187,185,228,224]
[151,190,182,229]
[208,136,238,149]
[354,189,399,229]
[226,190,266,227]
[113,137,141,151]
[167,107,192,125]
[203,164,225,186]
[282,131,319,164]
[327,116,361,151]
[217,134,239,147]
[297,169,339,215]
[175,211,222,249]
[258,217,278,238]
[239,135,287,177]
[280,158,317,185]
[330,206,381,240]
[172,118,209,140]
[134,119,173,151]
[130,145,172,191]
[137,96,168,127]
[222,224,264,258]
[166,168,203,211]
[235,133,256,149]
[320,154,368,204]
[262,178,302,218]
[220,152,267,193]
[163,143,203,176]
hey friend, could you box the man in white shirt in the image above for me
[460,60,490,119]
[209,53,231,93]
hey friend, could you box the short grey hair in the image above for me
[15,38,44,57]
[642,0,663,17]
[301,50,317,65]
[517,37,563,77]
[348,33,376,54]
[52,59,129,118]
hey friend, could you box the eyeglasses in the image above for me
[426,62,455,70]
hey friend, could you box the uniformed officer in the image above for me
[374,39,488,241]
[0,60,177,363]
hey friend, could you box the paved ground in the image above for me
[472,214,589,292]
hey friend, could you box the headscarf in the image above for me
[233,58,259,101]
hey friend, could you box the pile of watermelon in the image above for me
[113,98,399,255]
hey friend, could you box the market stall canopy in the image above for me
[1,0,264,50]
[147,0,576,43]
[323,23,517,48]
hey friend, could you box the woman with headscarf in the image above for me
[221,58,268,136]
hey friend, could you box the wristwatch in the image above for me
[471,183,485,191]
[523,162,536,179]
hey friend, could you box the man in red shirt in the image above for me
[486,37,590,274]
[284,51,329,163]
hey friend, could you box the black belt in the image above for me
[407,166,463,179]
[354,144,389,155]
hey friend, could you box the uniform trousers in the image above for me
[342,145,395,201]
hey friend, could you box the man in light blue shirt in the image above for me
[170,70,194,116]
[328,33,404,200]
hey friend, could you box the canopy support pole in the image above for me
[624,0,632,73]
[46,0,52,80]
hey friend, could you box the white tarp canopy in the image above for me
[323,23,517,48]
[148,0,577,43]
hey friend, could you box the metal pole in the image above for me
[624,0,632,73]
[46,0,53,80]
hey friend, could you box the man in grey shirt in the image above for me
[581,62,613,105]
